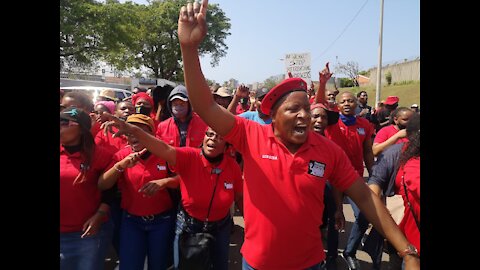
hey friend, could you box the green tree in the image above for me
[107,0,231,81]
[60,0,140,69]
[263,78,278,89]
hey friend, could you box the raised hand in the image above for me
[102,112,135,138]
[117,148,148,170]
[235,84,250,98]
[178,0,209,47]
[319,62,333,85]
[101,120,115,136]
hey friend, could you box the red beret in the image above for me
[260,77,308,115]
[384,96,399,105]
[132,92,154,107]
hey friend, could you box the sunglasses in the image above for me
[60,119,79,127]
[205,131,223,141]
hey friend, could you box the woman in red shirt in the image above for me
[60,106,113,270]
[395,113,421,261]
[103,115,243,270]
[98,114,178,270]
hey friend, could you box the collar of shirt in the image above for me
[200,149,229,172]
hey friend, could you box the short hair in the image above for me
[357,90,367,98]
[63,91,93,112]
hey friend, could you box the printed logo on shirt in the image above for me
[261,154,278,160]
[357,127,365,135]
[308,160,325,178]
[157,164,166,171]
[224,182,233,190]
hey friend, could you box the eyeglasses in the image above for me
[205,131,223,141]
[60,119,79,127]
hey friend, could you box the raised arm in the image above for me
[104,113,177,166]
[178,0,234,136]
[372,129,407,156]
[314,62,333,105]
[344,179,420,269]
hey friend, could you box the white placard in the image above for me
[285,52,311,85]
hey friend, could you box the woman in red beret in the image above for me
[173,1,420,269]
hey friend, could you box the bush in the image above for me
[385,71,392,85]
[339,78,354,87]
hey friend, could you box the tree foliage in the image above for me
[336,61,360,87]
[60,0,231,81]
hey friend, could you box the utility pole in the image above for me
[375,0,384,108]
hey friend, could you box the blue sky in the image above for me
[123,0,419,84]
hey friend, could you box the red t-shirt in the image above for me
[156,113,207,148]
[236,104,249,115]
[172,147,243,221]
[224,116,359,269]
[395,157,420,254]
[374,125,409,144]
[108,147,173,216]
[90,121,102,137]
[325,117,374,177]
[60,145,112,233]
[94,126,129,155]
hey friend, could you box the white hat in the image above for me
[213,87,232,98]
[411,103,419,108]
[170,95,188,102]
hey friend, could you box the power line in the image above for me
[312,0,369,64]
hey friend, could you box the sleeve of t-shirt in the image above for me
[367,151,393,191]
[223,116,256,155]
[171,147,198,177]
[373,126,389,144]
[328,143,361,192]
[404,159,420,199]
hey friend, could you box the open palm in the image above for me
[178,0,209,47]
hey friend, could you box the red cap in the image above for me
[261,77,308,115]
[384,96,399,105]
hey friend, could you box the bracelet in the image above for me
[97,210,107,216]
[114,164,125,173]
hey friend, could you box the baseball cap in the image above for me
[213,87,232,98]
[126,114,155,132]
[169,95,189,102]
[410,103,419,108]
[260,77,308,115]
[60,106,92,130]
[384,96,399,105]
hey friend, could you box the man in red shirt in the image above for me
[372,107,414,156]
[174,2,420,269]
[156,85,207,148]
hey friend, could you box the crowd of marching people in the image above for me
[60,2,420,270]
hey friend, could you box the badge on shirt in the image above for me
[157,164,166,171]
[224,182,233,190]
[308,161,325,178]
[357,127,365,135]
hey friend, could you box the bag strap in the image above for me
[203,168,221,232]
[401,171,420,231]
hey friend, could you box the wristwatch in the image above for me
[397,244,419,258]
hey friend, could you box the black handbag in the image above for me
[178,169,221,270]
